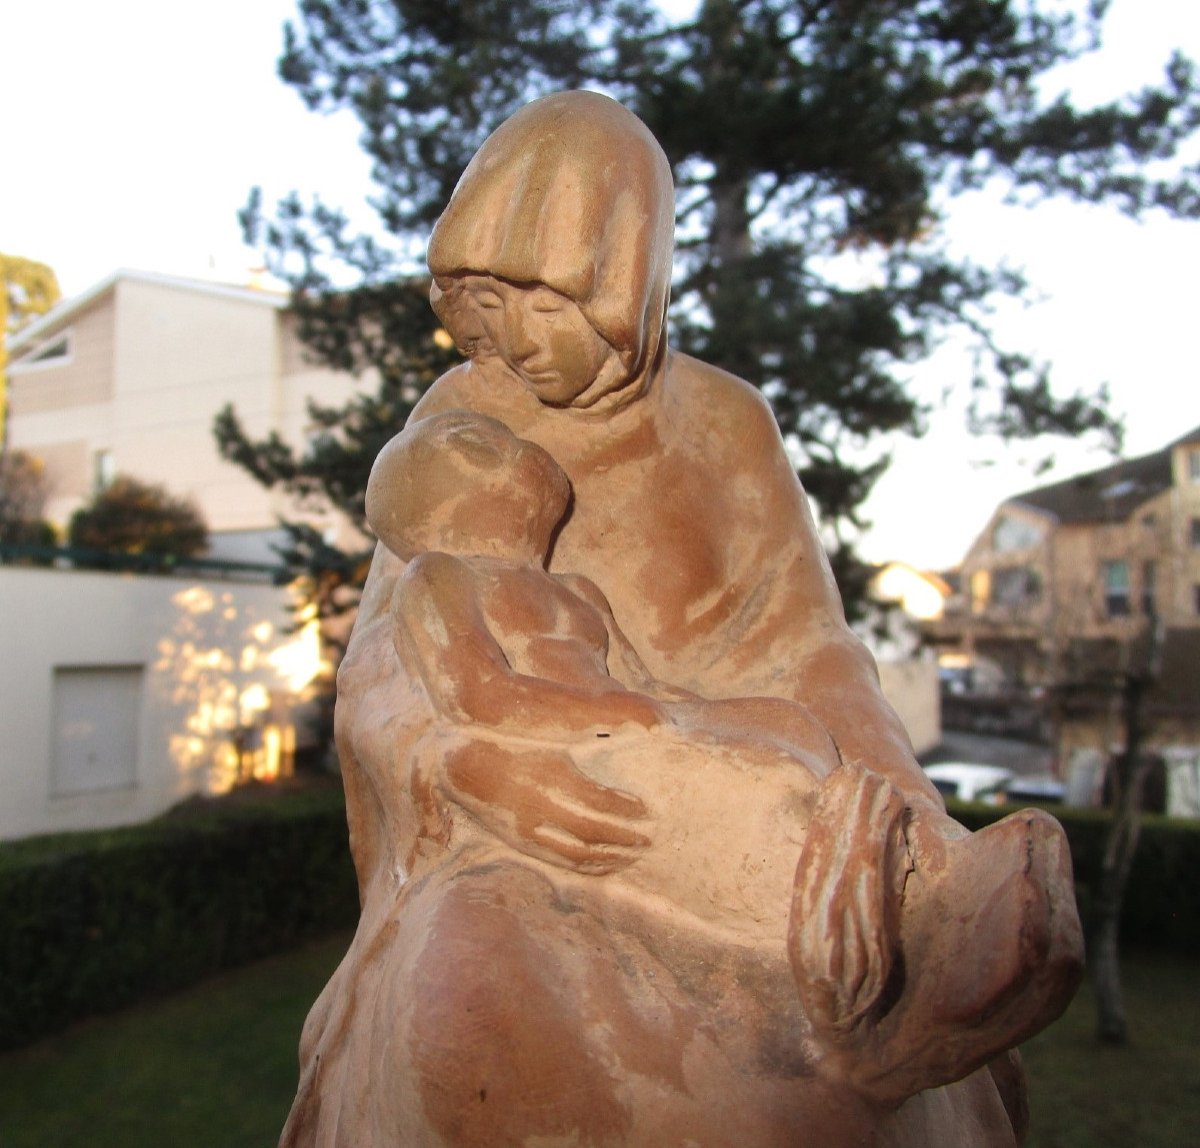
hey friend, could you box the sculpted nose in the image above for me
[503,299,538,362]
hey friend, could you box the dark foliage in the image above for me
[67,475,208,560]
[0,449,54,548]
[215,277,459,629]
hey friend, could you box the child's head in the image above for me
[366,410,570,563]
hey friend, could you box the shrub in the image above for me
[0,449,54,551]
[0,788,357,1051]
[68,474,208,558]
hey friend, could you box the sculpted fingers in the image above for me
[790,765,908,1038]
[549,757,648,819]
[530,824,648,876]
[443,741,650,872]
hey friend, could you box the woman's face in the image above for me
[463,276,616,406]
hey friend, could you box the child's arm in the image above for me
[558,573,699,702]
[394,553,670,739]
[562,572,839,777]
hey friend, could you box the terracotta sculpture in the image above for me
[281,92,1083,1148]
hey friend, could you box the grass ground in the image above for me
[0,932,350,1148]
[1020,951,1200,1148]
[0,938,1194,1147]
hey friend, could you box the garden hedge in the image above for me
[2,786,1196,1052]
[0,786,358,1051]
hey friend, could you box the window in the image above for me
[991,514,1043,554]
[970,569,990,614]
[1142,560,1157,617]
[1189,449,1200,482]
[1103,560,1130,617]
[1101,479,1137,500]
[1191,518,1200,550]
[991,566,1040,607]
[94,449,115,491]
[1195,584,1200,617]
[10,331,72,371]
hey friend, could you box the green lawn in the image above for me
[1020,951,1200,1148]
[0,932,351,1148]
[0,938,1195,1147]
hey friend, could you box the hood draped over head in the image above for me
[428,91,676,395]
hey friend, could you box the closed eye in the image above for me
[529,287,566,314]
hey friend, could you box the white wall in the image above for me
[0,566,321,841]
[878,659,941,758]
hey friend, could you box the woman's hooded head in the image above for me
[428,91,675,398]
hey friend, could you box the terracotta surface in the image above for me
[281,92,1083,1147]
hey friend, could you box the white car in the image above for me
[922,763,1015,803]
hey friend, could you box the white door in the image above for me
[51,665,143,796]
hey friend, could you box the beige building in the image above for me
[853,563,950,757]
[936,427,1200,777]
[5,270,367,561]
[950,427,1200,668]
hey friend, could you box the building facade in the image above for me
[950,428,1200,670]
[934,427,1200,784]
[0,564,321,840]
[5,270,368,561]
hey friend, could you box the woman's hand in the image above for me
[440,739,652,875]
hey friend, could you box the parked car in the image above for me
[922,763,1015,803]
[1000,774,1066,805]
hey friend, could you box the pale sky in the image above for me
[3,0,1198,571]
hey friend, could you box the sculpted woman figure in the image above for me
[281,92,1083,1148]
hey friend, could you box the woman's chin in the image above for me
[521,372,583,405]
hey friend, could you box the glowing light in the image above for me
[268,616,325,692]
[173,586,215,615]
[874,564,948,621]
[159,584,314,793]
[239,682,271,718]
[256,724,284,782]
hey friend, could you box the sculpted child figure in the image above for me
[282,92,1084,1148]
[365,408,842,926]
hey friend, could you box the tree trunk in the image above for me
[711,177,752,267]
[1091,673,1149,1045]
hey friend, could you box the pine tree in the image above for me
[221,0,1200,606]
[214,276,460,630]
